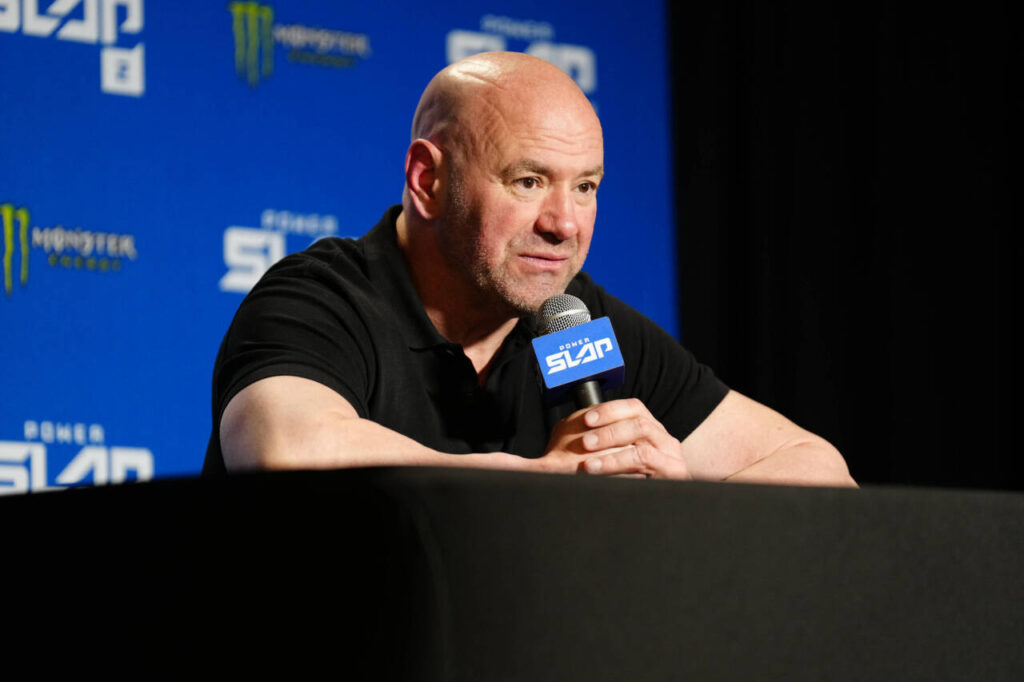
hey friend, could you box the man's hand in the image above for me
[538,398,693,480]
[535,391,857,487]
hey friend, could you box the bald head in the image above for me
[410,52,601,166]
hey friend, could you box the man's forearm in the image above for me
[219,376,532,472]
[723,440,857,487]
[223,411,528,472]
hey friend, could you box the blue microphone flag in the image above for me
[532,317,625,405]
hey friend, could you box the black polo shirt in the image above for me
[203,206,728,474]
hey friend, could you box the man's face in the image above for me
[437,96,604,317]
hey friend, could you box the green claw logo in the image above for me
[2,203,30,297]
[229,1,275,86]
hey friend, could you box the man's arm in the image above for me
[220,376,672,476]
[220,375,527,472]
[223,377,854,487]
[681,390,855,486]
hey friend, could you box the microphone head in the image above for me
[536,294,591,335]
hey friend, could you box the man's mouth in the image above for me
[518,253,570,270]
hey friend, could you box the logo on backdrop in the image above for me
[1,201,139,298]
[446,14,597,97]
[0,0,146,96]
[0,420,154,495]
[220,208,339,293]
[228,2,372,87]
[1,203,29,297]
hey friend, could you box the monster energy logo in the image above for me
[1,203,30,297]
[1,203,138,297]
[228,3,372,86]
[229,1,274,86]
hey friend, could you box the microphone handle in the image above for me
[573,380,603,409]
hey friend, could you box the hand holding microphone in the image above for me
[531,294,692,480]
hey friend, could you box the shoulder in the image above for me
[564,271,678,369]
[256,236,367,290]
[565,271,657,332]
[250,204,402,295]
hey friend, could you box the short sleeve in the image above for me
[211,243,377,425]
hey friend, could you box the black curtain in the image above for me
[670,2,1019,490]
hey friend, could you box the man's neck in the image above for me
[396,210,521,380]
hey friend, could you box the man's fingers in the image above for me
[581,398,646,428]
[583,445,644,475]
[583,443,691,480]
[581,416,643,451]
[580,412,677,454]
[550,398,690,480]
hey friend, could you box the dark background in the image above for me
[669,2,1019,491]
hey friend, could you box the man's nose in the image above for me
[535,186,578,241]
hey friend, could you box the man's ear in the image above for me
[405,138,445,220]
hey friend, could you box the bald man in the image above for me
[204,52,854,486]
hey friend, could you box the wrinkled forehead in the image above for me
[453,75,604,167]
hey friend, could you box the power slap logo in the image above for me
[447,14,597,97]
[228,1,372,87]
[532,317,625,404]
[546,336,615,375]
[0,419,153,495]
[0,0,145,96]
[2,201,138,298]
[220,208,338,293]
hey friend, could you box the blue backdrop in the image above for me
[1,0,674,491]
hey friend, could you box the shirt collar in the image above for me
[360,205,448,350]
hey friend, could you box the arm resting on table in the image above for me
[220,375,523,472]
[681,390,856,487]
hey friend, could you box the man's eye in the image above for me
[578,181,598,194]
[516,177,540,190]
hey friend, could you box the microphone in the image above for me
[532,294,625,409]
